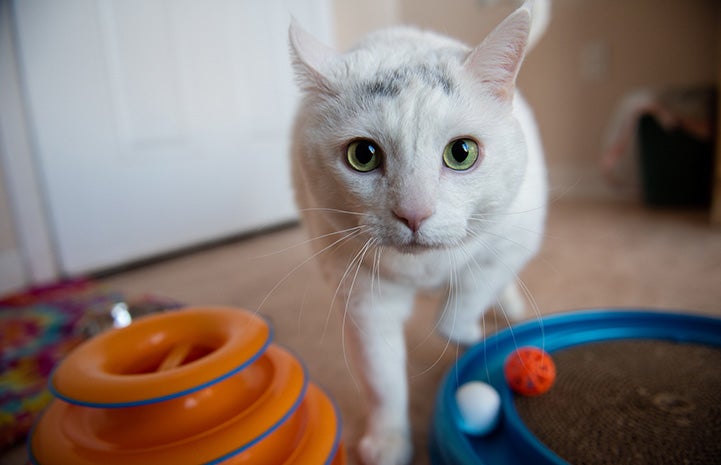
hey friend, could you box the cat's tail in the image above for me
[480,0,551,52]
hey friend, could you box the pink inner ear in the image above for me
[463,7,531,100]
[289,20,339,94]
[289,20,338,73]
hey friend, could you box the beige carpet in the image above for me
[7,199,721,465]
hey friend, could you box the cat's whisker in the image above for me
[296,280,310,337]
[467,231,545,353]
[482,178,577,219]
[461,233,521,332]
[512,275,546,351]
[410,248,459,352]
[481,311,492,384]
[479,180,574,222]
[466,216,564,250]
[468,214,565,244]
[343,238,377,332]
[352,239,408,356]
[373,246,381,295]
[470,228,540,253]
[339,237,377,394]
[457,239,501,332]
[464,223,542,260]
[256,226,366,316]
[465,229,546,330]
[370,244,383,316]
[323,231,375,339]
[411,249,459,378]
[299,207,371,217]
[339,312,362,394]
[455,242,494,383]
[449,249,465,386]
[252,225,365,259]
[410,248,455,352]
[465,222,561,276]
[478,201,549,219]
[546,176,584,204]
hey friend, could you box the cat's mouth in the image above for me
[396,243,429,255]
[371,221,459,254]
[392,237,443,255]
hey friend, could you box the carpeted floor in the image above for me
[3,198,721,464]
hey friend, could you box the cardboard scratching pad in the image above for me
[515,340,721,465]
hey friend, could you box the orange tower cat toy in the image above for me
[29,307,345,465]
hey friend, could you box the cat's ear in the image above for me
[464,4,531,101]
[289,19,339,95]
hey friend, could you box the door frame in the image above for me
[0,0,59,290]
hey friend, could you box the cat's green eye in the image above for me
[443,138,480,171]
[347,139,382,172]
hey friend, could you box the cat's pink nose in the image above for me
[393,207,432,233]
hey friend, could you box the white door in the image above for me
[13,0,332,275]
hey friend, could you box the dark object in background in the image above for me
[637,92,716,207]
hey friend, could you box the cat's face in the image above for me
[291,17,530,254]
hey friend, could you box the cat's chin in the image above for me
[395,244,430,255]
[391,239,444,255]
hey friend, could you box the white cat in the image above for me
[289,1,549,464]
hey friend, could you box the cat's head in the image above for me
[290,6,532,254]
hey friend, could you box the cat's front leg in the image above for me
[343,278,416,465]
[437,269,526,345]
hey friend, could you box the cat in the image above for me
[288,1,549,464]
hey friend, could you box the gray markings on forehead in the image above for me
[361,63,454,98]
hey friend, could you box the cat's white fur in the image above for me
[289,1,548,464]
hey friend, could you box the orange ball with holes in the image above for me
[504,346,556,396]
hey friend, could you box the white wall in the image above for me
[332,0,400,49]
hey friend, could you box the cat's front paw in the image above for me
[496,282,527,322]
[358,427,412,465]
[437,312,482,346]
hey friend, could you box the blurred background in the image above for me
[1,0,719,294]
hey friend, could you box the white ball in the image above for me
[455,381,501,436]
